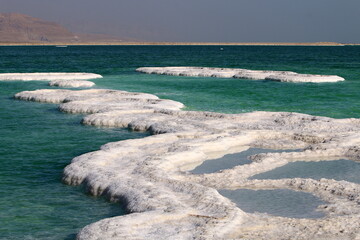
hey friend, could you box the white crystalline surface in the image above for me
[137,67,345,83]
[14,87,360,239]
[0,72,102,81]
[49,80,95,88]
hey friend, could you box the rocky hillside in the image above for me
[0,13,130,43]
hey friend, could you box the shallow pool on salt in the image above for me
[251,159,360,183]
[219,189,326,218]
[190,148,299,174]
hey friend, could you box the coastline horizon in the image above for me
[0,41,357,46]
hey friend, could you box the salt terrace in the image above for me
[14,83,360,239]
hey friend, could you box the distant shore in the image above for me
[0,41,359,46]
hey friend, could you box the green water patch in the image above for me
[219,189,326,219]
[251,159,360,184]
[94,70,360,118]
[0,81,149,239]
[2,46,359,118]
[190,148,300,174]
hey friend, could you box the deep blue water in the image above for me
[0,45,359,239]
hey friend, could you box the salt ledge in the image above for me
[0,72,102,81]
[49,80,95,88]
[0,73,101,88]
[136,67,345,83]
[14,88,360,239]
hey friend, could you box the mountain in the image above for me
[0,13,134,44]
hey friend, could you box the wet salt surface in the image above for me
[190,148,300,174]
[219,189,326,219]
[251,159,360,183]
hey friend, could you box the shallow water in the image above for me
[219,189,326,218]
[0,45,359,238]
[251,159,360,183]
[190,148,299,174]
[0,81,148,239]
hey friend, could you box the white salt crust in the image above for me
[137,67,345,83]
[14,88,360,240]
[0,72,102,81]
[0,72,100,88]
[49,80,95,88]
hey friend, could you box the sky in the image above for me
[1,0,359,43]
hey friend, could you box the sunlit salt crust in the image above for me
[49,80,95,88]
[137,67,345,83]
[14,88,360,239]
[0,73,99,88]
[0,72,102,81]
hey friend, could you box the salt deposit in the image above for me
[137,67,345,83]
[48,80,95,88]
[0,72,102,81]
[14,87,360,239]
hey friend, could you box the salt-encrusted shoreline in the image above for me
[137,67,345,83]
[14,87,360,239]
[0,73,101,88]
[48,80,95,88]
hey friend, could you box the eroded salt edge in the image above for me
[0,73,101,88]
[0,72,103,81]
[14,88,360,239]
[136,67,345,83]
[49,80,95,88]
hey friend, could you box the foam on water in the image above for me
[137,67,345,83]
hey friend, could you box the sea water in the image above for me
[0,45,359,239]
[0,81,149,239]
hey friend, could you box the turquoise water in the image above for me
[1,46,360,117]
[0,46,359,238]
[0,81,148,239]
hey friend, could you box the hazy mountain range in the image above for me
[0,13,350,46]
[0,13,136,43]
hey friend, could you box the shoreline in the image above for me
[8,72,360,239]
[0,41,358,46]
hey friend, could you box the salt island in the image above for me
[9,69,359,240]
[136,66,345,83]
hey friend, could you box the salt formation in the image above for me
[14,88,360,239]
[49,80,95,88]
[0,73,100,88]
[0,72,102,81]
[137,67,345,83]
